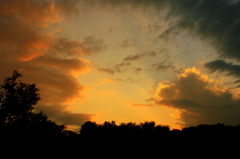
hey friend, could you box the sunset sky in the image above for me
[0,0,240,132]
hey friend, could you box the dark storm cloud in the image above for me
[205,60,240,77]
[162,0,240,61]
[97,0,240,61]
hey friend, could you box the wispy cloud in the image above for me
[99,78,122,84]
[123,51,159,62]
[234,79,240,84]
[98,62,131,74]
[99,77,139,84]
[117,39,137,48]
[132,104,153,107]
[152,60,175,72]
[123,53,145,62]
[51,37,106,58]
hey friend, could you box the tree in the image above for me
[80,121,98,135]
[0,70,68,137]
[0,70,40,128]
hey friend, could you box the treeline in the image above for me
[79,121,240,139]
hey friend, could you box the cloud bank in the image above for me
[0,0,101,127]
[155,67,240,127]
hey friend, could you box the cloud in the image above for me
[146,98,155,103]
[51,37,106,58]
[0,0,79,61]
[0,0,78,27]
[152,60,183,73]
[117,39,137,48]
[97,68,115,74]
[99,78,139,84]
[35,104,94,126]
[152,60,175,72]
[156,99,203,109]
[17,62,94,127]
[205,60,240,77]
[154,67,240,126]
[125,77,140,83]
[98,62,131,74]
[55,112,94,126]
[33,56,92,74]
[234,79,240,84]
[161,0,240,61]
[0,0,95,128]
[133,67,142,74]
[132,104,153,107]
[123,51,159,62]
[123,53,145,62]
[99,78,122,84]
[99,0,240,61]
[97,62,144,75]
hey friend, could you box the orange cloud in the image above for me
[0,0,95,129]
[0,0,78,27]
[20,40,51,61]
[32,57,92,75]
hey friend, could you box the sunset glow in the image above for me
[1,0,240,132]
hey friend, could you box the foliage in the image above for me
[80,120,170,137]
[0,70,69,137]
[0,71,40,125]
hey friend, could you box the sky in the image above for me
[0,0,240,132]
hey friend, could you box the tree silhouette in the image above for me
[0,70,40,129]
[0,70,68,137]
[80,121,98,136]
